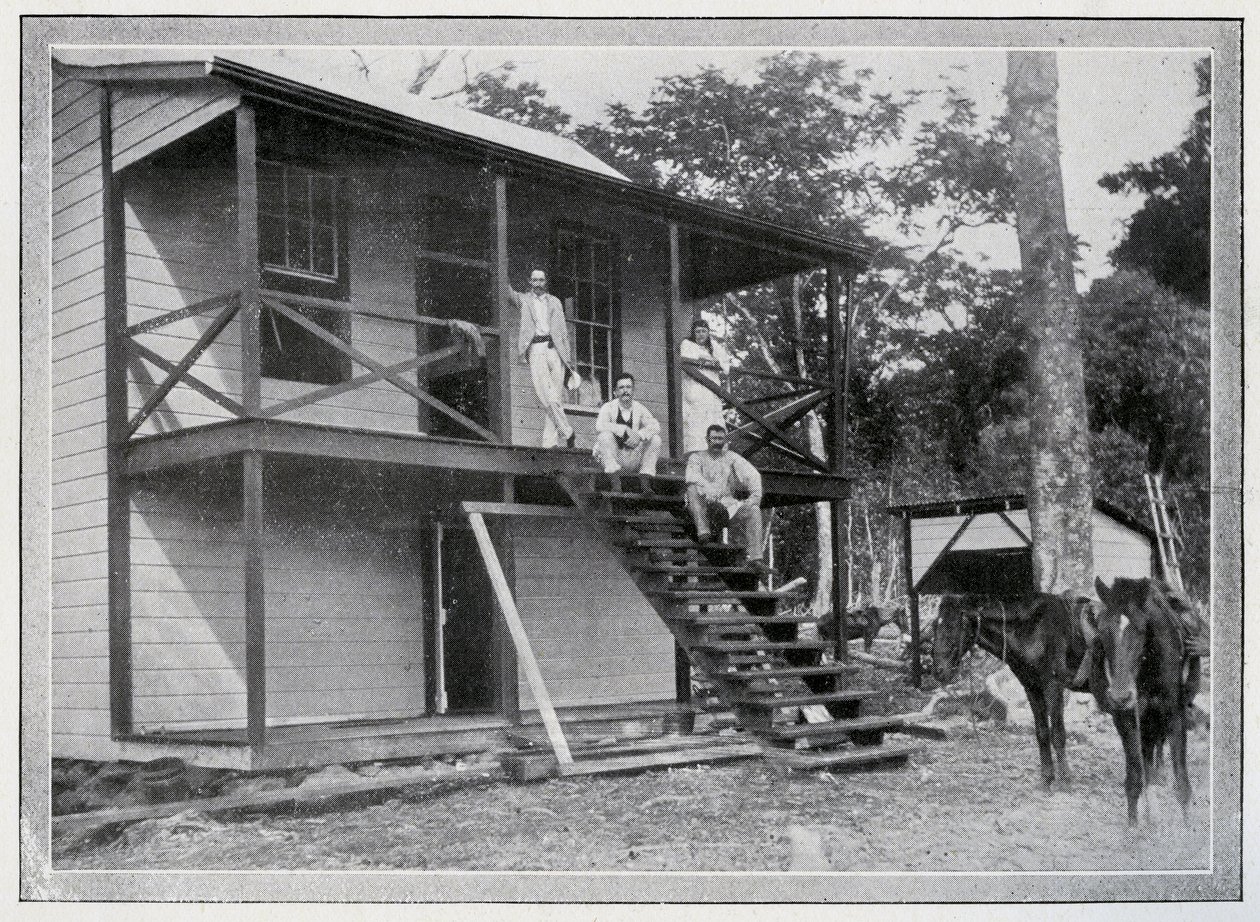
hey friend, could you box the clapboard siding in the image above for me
[1092,510,1153,583]
[50,80,111,756]
[128,472,427,732]
[908,505,1153,591]
[509,517,674,709]
[506,178,673,452]
[111,81,239,171]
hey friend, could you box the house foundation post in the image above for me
[101,85,133,736]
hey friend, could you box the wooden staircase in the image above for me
[556,472,923,772]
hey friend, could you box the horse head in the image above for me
[931,595,977,684]
[1093,576,1154,711]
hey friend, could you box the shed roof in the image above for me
[52,46,871,274]
[886,492,1156,542]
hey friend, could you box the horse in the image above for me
[1091,576,1204,823]
[931,593,1091,790]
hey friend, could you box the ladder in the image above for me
[1144,472,1184,593]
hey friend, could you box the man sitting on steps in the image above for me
[593,373,662,490]
[685,424,770,579]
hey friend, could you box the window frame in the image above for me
[256,157,352,385]
[549,222,622,410]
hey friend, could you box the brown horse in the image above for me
[1091,577,1204,823]
[931,594,1091,790]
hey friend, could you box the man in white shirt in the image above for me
[509,268,576,448]
[594,373,662,481]
[685,424,769,575]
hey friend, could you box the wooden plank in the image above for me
[266,297,497,441]
[236,105,261,416]
[492,176,513,441]
[466,511,571,764]
[127,298,240,435]
[129,340,246,418]
[556,741,761,778]
[257,343,463,420]
[243,450,266,750]
[902,514,922,689]
[126,290,239,337]
[99,84,133,737]
[51,764,482,837]
[666,221,684,457]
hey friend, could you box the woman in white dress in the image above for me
[679,319,731,455]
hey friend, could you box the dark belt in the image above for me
[529,335,554,348]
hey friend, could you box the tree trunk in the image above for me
[1006,51,1095,595]
[784,274,833,617]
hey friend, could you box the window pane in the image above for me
[312,226,336,277]
[259,214,286,267]
[287,219,310,269]
[594,328,609,368]
[592,287,610,325]
[576,281,593,321]
[310,176,337,224]
[286,171,310,221]
[591,241,608,282]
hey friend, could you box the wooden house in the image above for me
[50,49,908,775]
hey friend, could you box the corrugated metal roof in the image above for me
[52,46,627,181]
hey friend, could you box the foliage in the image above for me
[1098,57,1210,305]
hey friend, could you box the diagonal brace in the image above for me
[127,298,240,436]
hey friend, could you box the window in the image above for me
[256,160,350,385]
[258,161,340,281]
[551,225,620,408]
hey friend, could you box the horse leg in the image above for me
[1026,686,1055,789]
[1045,683,1070,786]
[1112,710,1143,824]
[1168,705,1191,821]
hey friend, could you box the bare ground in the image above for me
[53,711,1210,873]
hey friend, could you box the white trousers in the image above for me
[594,430,661,475]
[528,342,573,447]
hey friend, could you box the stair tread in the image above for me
[718,663,860,681]
[694,639,827,651]
[766,742,921,771]
[590,490,686,506]
[734,688,875,708]
[637,564,764,575]
[652,589,802,600]
[622,537,737,551]
[764,713,907,740]
[665,612,819,625]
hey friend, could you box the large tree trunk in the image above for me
[1006,51,1095,595]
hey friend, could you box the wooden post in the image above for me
[467,512,571,764]
[491,175,513,441]
[665,222,685,459]
[496,474,520,722]
[902,512,922,688]
[243,450,267,750]
[236,105,261,416]
[100,85,133,736]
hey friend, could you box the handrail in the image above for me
[693,361,832,391]
[261,288,500,338]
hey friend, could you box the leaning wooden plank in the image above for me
[51,765,485,837]
[557,741,762,778]
[466,511,572,765]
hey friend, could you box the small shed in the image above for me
[887,494,1158,685]
[890,494,1158,597]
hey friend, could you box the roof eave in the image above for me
[204,57,872,271]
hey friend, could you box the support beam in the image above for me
[496,476,520,722]
[665,222,685,458]
[236,104,261,416]
[902,514,922,688]
[492,175,514,441]
[101,85,133,736]
[466,511,571,764]
[243,450,267,750]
